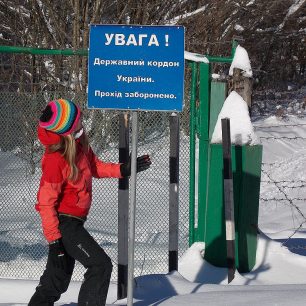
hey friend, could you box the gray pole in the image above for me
[221,118,236,283]
[127,111,138,306]
[118,113,129,299]
[169,113,179,272]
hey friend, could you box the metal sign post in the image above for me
[118,112,129,299]
[127,111,138,306]
[221,118,236,283]
[169,113,179,272]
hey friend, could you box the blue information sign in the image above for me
[88,25,185,111]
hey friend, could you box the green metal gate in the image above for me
[188,42,263,272]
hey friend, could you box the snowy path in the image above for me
[3,115,306,305]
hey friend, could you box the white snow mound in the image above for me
[211,91,259,145]
[229,45,253,77]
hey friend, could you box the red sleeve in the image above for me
[88,147,122,179]
[36,154,64,243]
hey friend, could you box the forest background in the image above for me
[0,0,305,94]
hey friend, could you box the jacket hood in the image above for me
[38,125,61,146]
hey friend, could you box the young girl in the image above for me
[29,98,151,306]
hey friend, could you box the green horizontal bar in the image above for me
[0,45,88,56]
[186,56,233,64]
[205,56,233,63]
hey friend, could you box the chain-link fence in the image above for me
[0,82,191,281]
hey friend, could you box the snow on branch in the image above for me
[167,5,209,25]
[184,51,209,63]
[278,0,306,30]
[35,0,59,46]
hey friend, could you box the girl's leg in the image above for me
[59,216,113,306]
[28,247,75,306]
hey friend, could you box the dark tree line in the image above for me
[0,0,305,92]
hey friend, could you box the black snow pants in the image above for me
[28,215,113,306]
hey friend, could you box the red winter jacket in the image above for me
[36,126,122,243]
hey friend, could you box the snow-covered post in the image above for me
[221,118,236,283]
[232,68,252,108]
[169,113,179,272]
[118,113,129,299]
[229,45,253,109]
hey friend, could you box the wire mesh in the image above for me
[0,72,191,282]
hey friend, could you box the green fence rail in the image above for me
[0,45,88,56]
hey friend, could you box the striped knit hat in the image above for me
[39,99,81,135]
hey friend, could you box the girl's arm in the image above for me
[36,154,64,243]
[88,147,122,179]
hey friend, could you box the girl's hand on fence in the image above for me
[136,154,151,173]
[120,154,151,177]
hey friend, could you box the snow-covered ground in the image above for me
[2,112,306,305]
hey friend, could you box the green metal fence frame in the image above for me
[187,40,237,246]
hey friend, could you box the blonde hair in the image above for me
[48,132,89,182]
